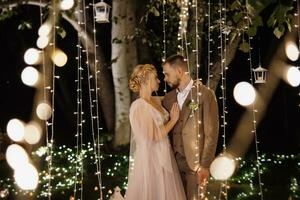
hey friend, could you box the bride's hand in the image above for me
[170,103,180,122]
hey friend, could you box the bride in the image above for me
[125,64,186,200]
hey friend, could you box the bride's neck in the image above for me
[139,87,151,101]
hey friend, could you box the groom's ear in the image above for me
[176,67,183,75]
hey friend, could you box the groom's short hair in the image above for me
[163,54,188,71]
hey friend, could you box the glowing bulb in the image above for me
[0,188,9,198]
[24,48,41,65]
[14,163,39,190]
[286,66,300,87]
[233,82,256,106]
[36,36,49,49]
[285,41,299,61]
[60,0,74,10]
[5,144,29,170]
[36,102,52,120]
[38,23,51,36]
[6,119,25,142]
[21,66,39,87]
[210,155,236,180]
[24,122,42,144]
[51,49,68,67]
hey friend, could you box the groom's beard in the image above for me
[168,78,180,89]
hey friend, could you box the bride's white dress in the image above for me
[125,98,186,200]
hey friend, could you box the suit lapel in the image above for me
[180,83,198,126]
[165,90,177,112]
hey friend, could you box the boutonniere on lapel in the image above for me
[187,99,199,117]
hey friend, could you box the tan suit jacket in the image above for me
[163,81,219,171]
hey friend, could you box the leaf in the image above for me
[273,27,285,39]
[149,6,160,17]
[57,27,66,39]
[247,26,257,37]
[230,0,241,11]
[18,21,32,30]
[239,42,250,53]
[233,12,243,23]
[254,16,263,27]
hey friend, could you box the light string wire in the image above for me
[91,0,104,198]
[39,0,52,198]
[82,0,103,198]
[73,3,84,198]
[245,0,264,198]
[216,0,229,199]
[162,0,167,94]
[46,0,58,198]
[207,0,212,88]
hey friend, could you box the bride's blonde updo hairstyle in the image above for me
[129,64,156,93]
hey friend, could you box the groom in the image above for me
[162,55,219,199]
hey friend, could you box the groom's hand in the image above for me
[197,168,209,186]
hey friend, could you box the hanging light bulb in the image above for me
[233,82,256,106]
[36,102,52,120]
[286,66,300,87]
[24,122,42,145]
[21,66,39,87]
[51,49,68,67]
[210,155,236,180]
[38,23,52,37]
[24,48,41,65]
[285,41,299,61]
[6,119,25,142]
[0,188,9,198]
[14,163,39,190]
[36,36,49,49]
[5,144,29,170]
[60,0,75,10]
[36,103,52,120]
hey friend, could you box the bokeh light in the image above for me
[233,82,256,106]
[36,102,52,120]
[14,163,39,190]
[5,144,29,170]
[6,119,25,142]
[210,155,236,180]
[21,66,39,87]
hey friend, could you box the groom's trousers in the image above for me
[175,152,206,200]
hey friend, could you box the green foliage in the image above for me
[267,2,294,39]
[136,0,180,63]
[239,41,250,52]
[17,20,32,30]
[0,8,16,21]
[56,26,66,39]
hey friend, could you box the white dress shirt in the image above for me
[177,79,194,110]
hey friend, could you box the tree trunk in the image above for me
[64,13,115,134]
[208,38,240,91]
[111,0,132,146]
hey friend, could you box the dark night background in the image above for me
[0,3,299,200]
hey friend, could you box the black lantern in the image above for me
[94,1,111,23]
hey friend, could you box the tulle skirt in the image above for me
[125,141,186,200]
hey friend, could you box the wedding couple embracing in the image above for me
[125,55,219,200]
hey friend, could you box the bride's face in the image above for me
[148,72,160,92]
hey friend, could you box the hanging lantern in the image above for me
[253,66,267,83]
[94,1,111,23]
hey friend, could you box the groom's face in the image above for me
[163,63,181,89]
